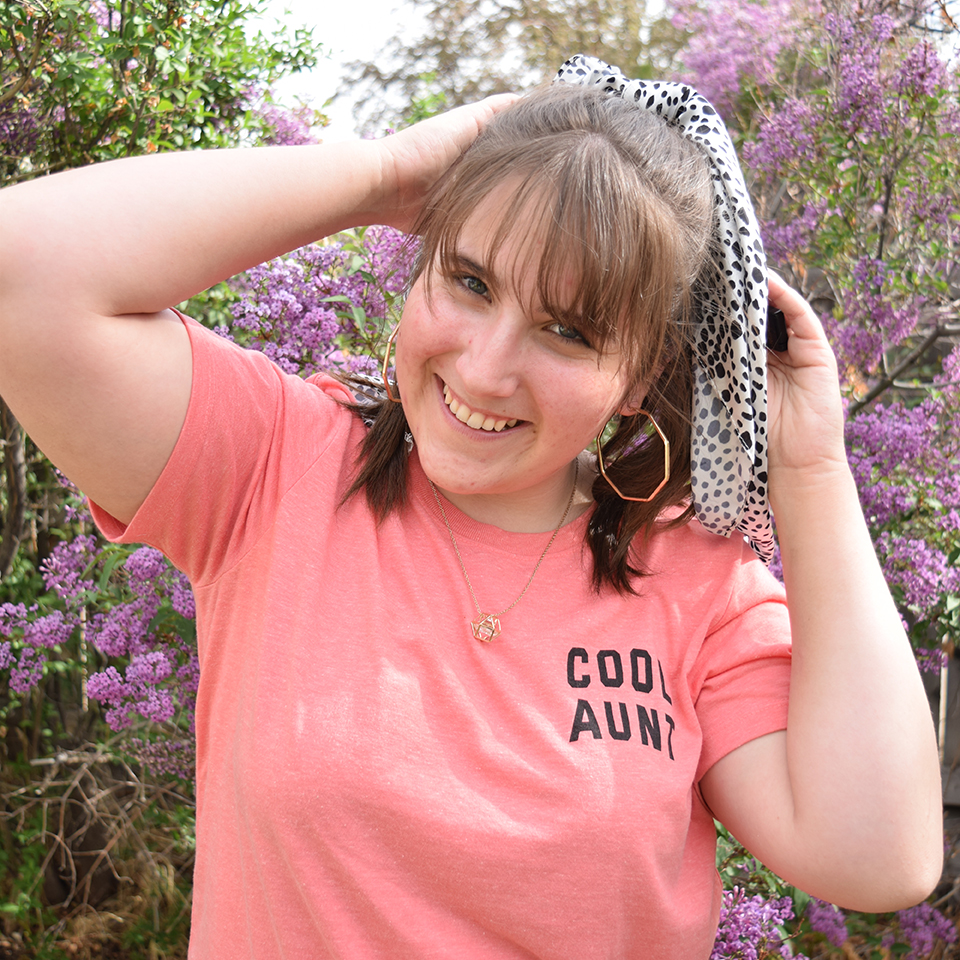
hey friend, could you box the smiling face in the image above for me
[395,184,638,531]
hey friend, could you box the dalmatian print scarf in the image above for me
[555,54,776,563]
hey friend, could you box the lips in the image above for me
[442,383,520,433]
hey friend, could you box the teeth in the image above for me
[442,383,517,433]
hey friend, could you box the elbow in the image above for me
[829,833,943,913]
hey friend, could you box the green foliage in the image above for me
[0,0,319,185]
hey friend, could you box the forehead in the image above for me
[441,179,603,319]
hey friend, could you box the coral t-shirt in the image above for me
[92,316,792,960]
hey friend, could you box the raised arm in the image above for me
[699,275,943,909]
[0,96,515,523]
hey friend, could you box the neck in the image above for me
[432,456,592,533]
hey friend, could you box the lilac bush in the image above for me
[224,225,412,377]
[672,0,814,124]
[716,0,960,667]
[0,224,411,781]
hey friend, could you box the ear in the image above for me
[617,391,646,417]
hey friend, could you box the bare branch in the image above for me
[0,397,27,580]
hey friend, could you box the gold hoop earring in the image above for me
[381,324,402,403]
[595,410,671,503]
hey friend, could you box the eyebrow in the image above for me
[451,253,490,282]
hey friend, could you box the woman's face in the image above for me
[395,186,639,530]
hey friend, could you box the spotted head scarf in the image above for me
[555,54,775,563]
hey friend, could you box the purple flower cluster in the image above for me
[826,11,896,138]
[672,0,807,118]
[84,547,198,734]
[883,902,958,959]
[805,898,848,947]
[876,533,960,623]
[845,395,960,647]
[742,100,816,175]
[824,258,920,378]
[0,534,102,693]
[127,737,196,781]
[1,537,199,766]
[41,534,98,603]
[251,89,320,147]
[227,228,412,377]
[755,203,825,270]
[0,602,78,694]
[711,889,799,960]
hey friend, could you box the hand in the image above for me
[765,273,848,499]
[371,94,519,233]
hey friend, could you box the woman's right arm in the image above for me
[0,96,515,524]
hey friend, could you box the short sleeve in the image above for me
[692,546,791,781]
[89,313,356,585]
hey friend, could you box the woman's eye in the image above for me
[547,322,590,347]
[460,275,489,297]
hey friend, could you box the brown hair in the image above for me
[344,83,715,593]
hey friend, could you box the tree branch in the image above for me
[0,396,27,580]
[848,323,947,416]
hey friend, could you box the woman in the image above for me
[0,56,943,959]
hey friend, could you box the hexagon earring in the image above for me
[595,410,671,503]
[381,324,402,403]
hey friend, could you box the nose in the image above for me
[454,309,524,399]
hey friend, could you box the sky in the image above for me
[255,0,410,141]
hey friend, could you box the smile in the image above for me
[442,383,519,433]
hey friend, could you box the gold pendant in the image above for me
[471,614,502,642]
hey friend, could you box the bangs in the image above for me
[415,130,695,393]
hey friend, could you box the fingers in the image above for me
[767,270,827,346]
[375,93,521,233]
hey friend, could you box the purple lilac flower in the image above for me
[826,11,895,138]
[88,651,177,727]
[89,0,113,32]
[127,737,195,780]
[743,100,817,176]
[89,596,162,658]
[805,898,848,947]
[883,902,958,959]
[23,610,75,650]
[9,647,44,694]
[672,0,807,118]
[915,647,948,674]
[876,533,960,621]
[41,535,98,604]
[757,202,826,265]
[125,546,169,584]
[0,101,41,159]
[171,572,196,619]
[896,41,947,99]
[710,889,797,960]
[252,90,320,146]
[228,231,412,377]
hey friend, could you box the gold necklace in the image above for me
[428,460,579,642]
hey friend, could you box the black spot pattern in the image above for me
[555,54,775,563]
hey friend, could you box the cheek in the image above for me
[396,291,460,373]
[545,376,625,439]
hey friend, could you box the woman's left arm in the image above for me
[699,275,943,910]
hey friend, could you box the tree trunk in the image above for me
[0,396,27,580]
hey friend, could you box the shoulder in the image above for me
[638,514,786,621]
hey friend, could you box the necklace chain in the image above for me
[428,460,579,642]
